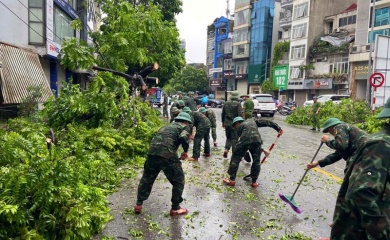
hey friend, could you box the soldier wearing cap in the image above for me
[310,96,321,131]
[170,107,181,123]
[170,100,185,122]
[307,117,368,171]
[182,107,211,161]
[223,117,283,188]
[222,91,243,158]
[177,91,183,100]
[185,91,197,111]
[199,107,218,147]
[242,94,254,119]
[330,97,390,239]
[134,112,192,216]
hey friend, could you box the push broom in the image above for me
[243,132,282,181]
[278,142,323,214]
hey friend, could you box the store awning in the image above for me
[0,43,53,104]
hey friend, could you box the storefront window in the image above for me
[54,6,75,44]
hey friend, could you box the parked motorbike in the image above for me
[276,102,296,116]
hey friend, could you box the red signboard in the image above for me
[210,79,222,86]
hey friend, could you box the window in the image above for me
[29,0,44,45]
[233,29,250,43]
[217,58,224,68]
[233,44,249,58]
[235,0,251,9]
[235,61,248,75]
[234,9,251,27]
[207,52,214,64]
[375,7,390,27]
[329,55,349,74]
[339,15,357,27]
[290,45,306,59]
[66,0,77,10]
[217,42,223,54]
[292,23,307,39]
[224,41,233,54]
[224,59,234,70]
[54,6,75,44]
[278,31,283,40]
[290,66,303,79]
[283,29,290,39]
[207,39,214,51]
[368,28,390,43]
[293,3,308,19]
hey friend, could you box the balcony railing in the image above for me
[280,17,292,26]
[310,43,349,56]
[281,0,293,6]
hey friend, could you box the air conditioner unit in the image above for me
[352,45,361,53]
[322,56,328,61]
[309,57,316,63]
[364,44,371,52]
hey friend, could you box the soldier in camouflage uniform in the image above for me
[162,93,169,118]
[185,91,198,111]
[330,97,390,239]
[170,107,181,123]
[182,107,211,161]
[310,96,321,131]
[222,91,242,158]
[199,107,218,147]
[170,100,185,122]
[134,112,192,216]
[242,95,254,119]
[307,118,368,171]
[223,117,283,188]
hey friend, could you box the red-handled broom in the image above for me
[243,132,282,181]
[278,142,323,214]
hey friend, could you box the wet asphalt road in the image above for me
[95,107,345,240]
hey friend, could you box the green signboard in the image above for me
[248,64,266,84]
[273,65,289,90]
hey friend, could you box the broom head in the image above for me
[278,193,302,214]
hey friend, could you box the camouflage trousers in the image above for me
[224,124,238,151]
[192,127,210,158]
[136,155,184,210]
[227,142,261,182]
[312,114,320,130]
[211,127,217,142]
[162,105,168,117]
[244,111,253,119]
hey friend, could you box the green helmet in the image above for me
[175,112,192,123]
[182,106,191,113]
[232,116,244,125]
[323,118,343,133]
[177,91,182,94]
[188,91,195,95]
[199,107,207,113]
[184,95,189,100]
[178,100,185,107]
[377,97,390,119]
[171,107,180,114]
[231,91,239,100]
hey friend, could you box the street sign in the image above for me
[369,72,385,87]
[208,68,223,75]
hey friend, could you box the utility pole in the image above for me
[366,0,376,104]
[226,0,230,19]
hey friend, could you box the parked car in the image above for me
[303,94,350,106]
[253,94,277,117]
[194,96,224,108]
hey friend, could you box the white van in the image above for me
[303,94,350,106]
[253,94,276,117]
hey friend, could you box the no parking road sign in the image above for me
[370,72,385,88]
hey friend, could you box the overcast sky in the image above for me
[176,0,235,64]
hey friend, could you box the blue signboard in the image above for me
[54,0,78,19]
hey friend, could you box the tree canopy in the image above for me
[164,65,208,93]
[128,0,183,22]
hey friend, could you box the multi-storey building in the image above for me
[0,0,97,104]
[248,0,280,94]
[206,23,215,87]
[232,0,252,94]
[279,0,356,105]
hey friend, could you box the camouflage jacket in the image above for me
[331,124,390,240]
[148,122,191,159]
[243,99,254,113]
[206,109,217,128]
[170,102,183,112]
[185,98,198,111]
[319,123,368,168]
[236,118,281,150]
[222,100,242,125]
[189,112,211,133]
[163,95,168,107]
